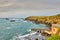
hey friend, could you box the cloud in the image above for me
[0,3,14,8]
[0,0,60,11]
[0,0,60,18]
[0,9,60,18]
[0,0,16,7]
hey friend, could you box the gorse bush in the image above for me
[47,35,60,40]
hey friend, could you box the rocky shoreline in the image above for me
[25,14,60,29]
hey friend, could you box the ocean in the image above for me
[0,18,48,40]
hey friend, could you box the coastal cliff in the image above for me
[25,14,60,24]
[25,14,60,37]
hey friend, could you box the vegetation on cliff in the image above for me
[47,35,60,40]
[25,14,60,24]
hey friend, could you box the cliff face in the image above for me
[25,14,60,24]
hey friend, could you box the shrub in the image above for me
[47,35,60,40]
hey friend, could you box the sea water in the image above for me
[0,18,48,40]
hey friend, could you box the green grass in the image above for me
[47,35,60,40]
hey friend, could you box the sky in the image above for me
[0,0,60,18]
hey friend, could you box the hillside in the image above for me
[25,14,60,24]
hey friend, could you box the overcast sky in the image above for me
[0,0,60,18]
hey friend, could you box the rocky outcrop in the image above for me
[25,14,60,29]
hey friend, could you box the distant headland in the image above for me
[25,14,60,25]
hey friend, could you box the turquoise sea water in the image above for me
[0,18,48,40]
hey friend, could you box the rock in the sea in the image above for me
[5,18,9,20]
[10,20,15,22]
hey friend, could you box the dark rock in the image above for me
[10,20,15,22]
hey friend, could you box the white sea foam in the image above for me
[11,32,37,40]
[6,27,11,29]
[11,33,22,40]
[18,32,37,38]
[27,29,31,32]
[23,21,27,23]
